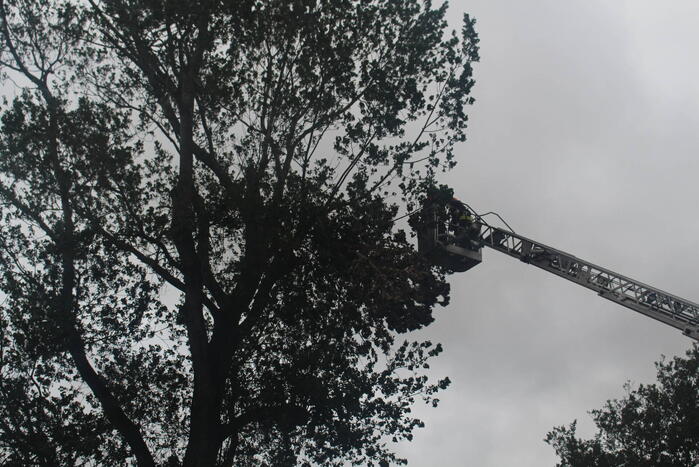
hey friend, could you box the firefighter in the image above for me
[447,199,464,234]
[448,198,480,249]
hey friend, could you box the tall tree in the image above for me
[0,1,479,465]
[546,345,699,467]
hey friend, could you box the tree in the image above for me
[0,1,479,465]
[546,345,699,467]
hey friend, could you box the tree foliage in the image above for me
[546,345,699,467]
[0,0,479,465]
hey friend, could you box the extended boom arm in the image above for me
[479,224,699,340]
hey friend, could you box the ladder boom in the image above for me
[479,224,699,340]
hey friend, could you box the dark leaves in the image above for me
[0,0,478,465]
[546,345,699,467]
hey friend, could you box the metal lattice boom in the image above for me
[479,224,699,340]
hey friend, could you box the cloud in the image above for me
[397,1,698,465]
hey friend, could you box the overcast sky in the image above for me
[396,1,699,465]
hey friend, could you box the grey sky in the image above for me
[396,2,699,465]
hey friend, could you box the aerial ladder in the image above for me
[413,198,699,341]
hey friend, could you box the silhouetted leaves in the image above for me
[546,346,699,467]
[0,1,479,465]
